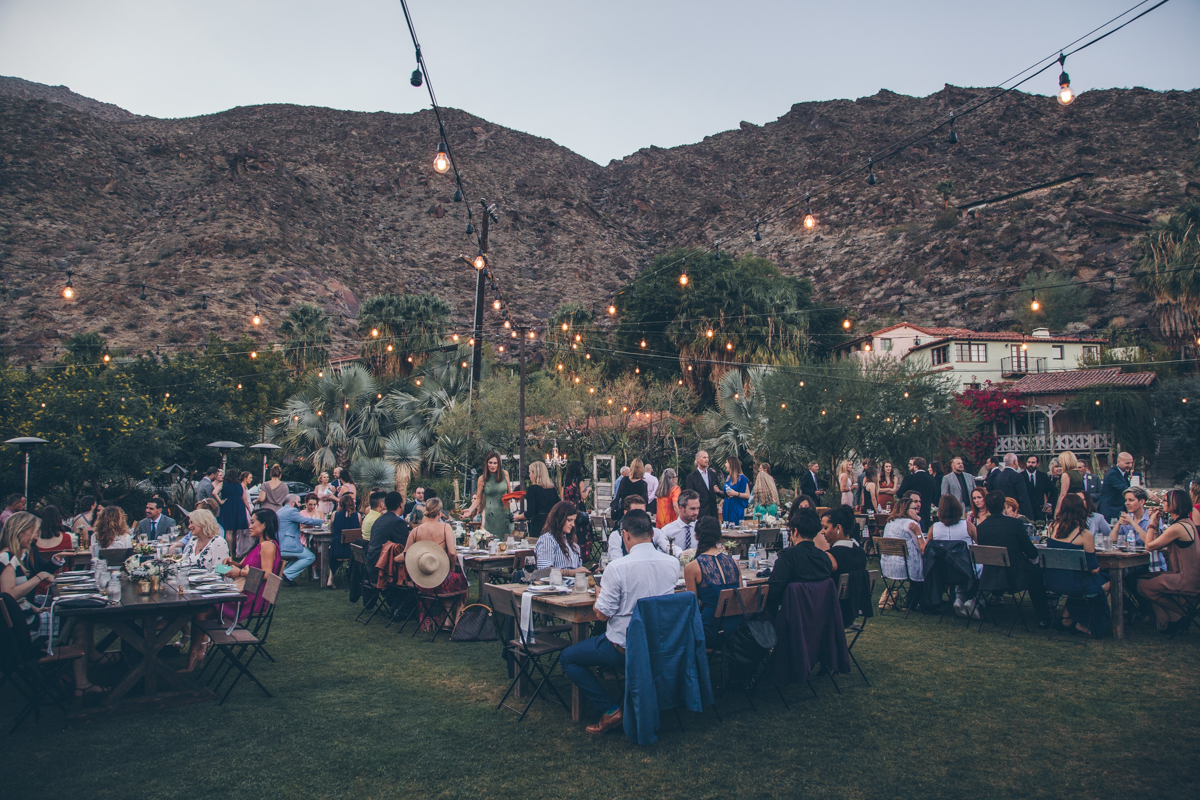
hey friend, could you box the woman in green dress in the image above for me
[461,451,513,539]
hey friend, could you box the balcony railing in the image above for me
[995,432,1112,453]
[1000,356,1047,377]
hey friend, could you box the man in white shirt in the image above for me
[659,490,701,554]
[561,510,680,734]
[608,496,672,560]
[643,465,659,502]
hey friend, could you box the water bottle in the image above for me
[1127,529,1139,552]
[748,544,758,570]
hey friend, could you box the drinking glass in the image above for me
[107,576,122,603]
[549,568,563,586]
[95,570,109,592]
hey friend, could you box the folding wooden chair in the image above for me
[838,570,878,686]
[755,528,782,553]
[873,537,915,618]
[970,545,1029,636]
[352,542,389,625]
[412,583,468,643]
[203,572,283,704]
[0,594,83,732]
[1040,548,1104,641]
[709,585,773,712]
[495,591,571,721]
[99,547,132,567]
[1162,591,1200,637]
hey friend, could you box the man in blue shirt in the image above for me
[276,493,324,585]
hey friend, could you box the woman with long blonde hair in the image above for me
[753,463,779,516]
[839,460,855,507]
[1054,450,1084,515]
[614,458,649,523]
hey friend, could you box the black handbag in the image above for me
[450,603,499,642]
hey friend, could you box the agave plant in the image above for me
[425,433,472,507]
[383,430,424,498]
[350,457,395,495]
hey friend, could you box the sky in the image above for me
[0,0,1197,165]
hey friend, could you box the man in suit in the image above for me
[366,491,410,586]
[135,498,173,540]
[1098,451,1134,520]
[195,466,219,503]
[897,457,938,530]
[983,457,1003,494]
[941,457,977,507]
[683,451,724,521]
[994,453,1034,519]
[976,490,1051,627]
[799,462,825,502]
[1080,462,1102,509]
[1022,455,1054,522]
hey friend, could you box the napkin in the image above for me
[519,591,535,645]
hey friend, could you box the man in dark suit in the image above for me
[976,490,1051,627]
[994,453,1034,519]
[135,498,174,540]
[897,457,938,530]
[1022,455,1055,522]
[1098,451,1134,520]
[366,491,410,585]
[683,450,724,521]
[799,462,825,502]
[984,457,1002,494]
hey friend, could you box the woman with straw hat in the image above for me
[402,498,468,631]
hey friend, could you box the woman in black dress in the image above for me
[515,461,560,537]
[329,494,361,587]
[614,459,649,523]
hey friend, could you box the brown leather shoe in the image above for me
[585,708,623,735]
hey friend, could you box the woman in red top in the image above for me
[34,506,74,578]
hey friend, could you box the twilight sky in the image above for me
[0,0,1196,164]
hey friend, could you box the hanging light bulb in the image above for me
[635,365,640,374]
[498,345,505,353]
[62,270,74,299]
[754,219,762,242]
[140,282,148,302]
[726,342,733,351]
[251,302,261,326]
[504,320,511,329]
[371,328,379,338]
[867,159,877,186]
[679,273,688,286]
[386,343,393,352]
[843,319,852,330]
[102,353,110,363]
[466,221,475,235]
[473,250,486,270]
[562,322,569,331]
[433,141,450,173]
[202,293,208,310]
[452,333,460,342]
[947,112,959,144]
[318,371,324,377]
[1031,294,1041,312]
[468,338,475,346]
[452,188,463,203]
[1056,53,1074,106]
[528,330,536,339]
[250,351,257,359]
[410,68,423,88]
[574,334,581,342]
[706,329,714,338]
[558,363,564,370]
[493,300,502,310]
[803,211,815,229]
[640,340,647,348]
[407,355,413,363]
[415,379,422,385]
[608,304,616,316]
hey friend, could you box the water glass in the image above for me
[549,569,563,586]
[107,576,122,603]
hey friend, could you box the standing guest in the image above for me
[1136,490,1200,633]
[929,460,944,485]
[897,457,938,531]
[331,466,344,490]
[315,472,337,516]
[683,516,742,648]
[838,460,855,507]
[877,462,898,509]
[515,461,560,539]
[655,468,682,529]
[722,457,751,525]
[366,492,409,585]
[69,495,99,547]
[195,467,219,504]
[1022,455,1053,522]
[401,498,470,630]
[1053,451,1085,516]
[879,495,927,610]
[643,464,660,514]
[753,463,780,517]
[612,466,631,508]
[983,456,1003,494]
[941,457,977,507]
[967,487,990,527]
[975,491,1052,628]
[684,451,725,521]
[217,468,253,558]
[362,490,387,541]
[559,510,679,734]
[614,459,649,524]
[995,453,1034,519]
[275,494,324,586]
[562,461,593,513]
[821,506,866,578]
[135,498,173,541]
[535,501,589,576]
[1044,495,1109,636]
[257,465,288,512]
[210,469,224,512]
[1099,451,1135,520]
[1080,462,1102,509]
[337,472,357,506]
[329,494,362,587]
[659,491,701,556]
[609,496,673,559]
[800,462,824,503]
[460,451,513,541]
[767,508,836,617]
[858,465,879,520]
[94,506,132,549]
[403,487,426,517]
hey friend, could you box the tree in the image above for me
[277,303,331,375]
[699,368,783,469]
[63,332,108,366]
[357,293,452,377]
[546,302,598,374]
[385,346,476,454]
[935,180,955,210]
[1014,271,1092,333]
[1135,198,1200,344]
[1067,387,1157,461]
[271,365,390,475]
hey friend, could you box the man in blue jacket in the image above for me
[276,494,325,585]
[1098,451,1134,520]
[559,510,679,734]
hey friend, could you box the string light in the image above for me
[574,334,582,342]
[679,273,688,286]
[726,342,733,351]
[371,328,379,338]
[529,331,536,339]
[407,355,413,362]
[842,319,852,330]
[1056,53,1074,106]
[635,366,640,374]
[493,300,502,310]
[1030,294,1041,312]
[386,344,394,352]
[867,158,877,186]
[452,334,460,342]
[473,251,486,270]
[781,403,786,409]
[706,329,714,338]
[468,338,475,346]
[415,379,422,385]
[252,302,261,326]
[498,345,505,353]
[504,320,511,329]
[640,340,647,348]
[102,353,110,363]
[608,305,616,316]
[433,140,450,173]
[250,351,257,358]
[140,282,147,301]
[318,371,324,377]
[62,270,74,299]
[803,196,815,230]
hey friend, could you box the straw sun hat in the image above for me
[405,540,450,589]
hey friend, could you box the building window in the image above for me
[1082,345,1099,361]
[931,345,950,366]
[954,342,987,363]
[965,382,981,391]
[879,339,893,352]
[1052,345,1064,360]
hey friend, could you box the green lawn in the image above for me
[6,580,1199,800]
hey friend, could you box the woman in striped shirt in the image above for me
[534,501,588,575]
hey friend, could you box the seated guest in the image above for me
[1082,493,1111,539]
[134,498,173,541]
[33,506,73,573]
[361,490,387,541]
[403,486,426,517]
[276,494,325,586]
[610,495,673,560]
[879,495,927,610]
[94,506,132,550]
[821,505,866,578]
[683,517,741,648]
[181,509,229,569]
[401,498,469,630]
[365,491,409,585]
[300,493,323,522]
[658,490,701,556]
[69,495,99,547]
[967,487,989,527]
[931,494,975,544]
[1045,495,1110,636]
[767,508,836,617]
[328,494,362,587]
[1136,489,1200,633]
[976,490,1051,628]
[560,510,680,734]
[536,500,589,577]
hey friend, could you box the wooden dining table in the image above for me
[1096,549,1151,640]
[55,575,245,715]
[305,530,335,589]
[461,552,521,599]
[720,531,757,559]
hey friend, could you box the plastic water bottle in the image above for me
[748,544,758,570]
[1127,529,1139,551]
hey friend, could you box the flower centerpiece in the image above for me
[678,548,697,566]
[722,540,738,555]
[761,514,779,528]
[132,542,156,557]
[125,557,176,593]
[476,531,495,550]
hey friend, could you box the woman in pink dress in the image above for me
[220,508,282,621]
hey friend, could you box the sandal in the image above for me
[74,682,105,698]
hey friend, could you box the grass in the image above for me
[5,579,1200,800]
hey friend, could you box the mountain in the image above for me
[1,77,1197,364]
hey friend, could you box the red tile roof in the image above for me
[1008,367,1157,394]
[838,322,974,349]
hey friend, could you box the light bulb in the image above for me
[250,351,257,358]
[461,361,468,368]
[528,331,536,339]
[415,379,421,385]
[726,342,733,351]
[635,366,640,374]
[1057,76,1074,106]
[803,213,815,229]
[473,253,486,270]
[386,344,393,352]
[371,328,379,337]
[452,334,459,342]
[679,273,688,286]
[864,344,872,352]
[608,305,616,315]
[706,329,714,338]
[433,141,450,173]
[318,371,323,377]
[498,345,504,353]
[102,353,110,362]
[468,338,475,346]
[562,322,569,331]
[62,286,74,299]
[558,363,564,370]
[1031,298,1041,311]
[842,319,851,330]
[493,300,501,310]
[574,334,581,342]
[1020,343,1028,351]
[640,340,647,348]
[252,314,261,326]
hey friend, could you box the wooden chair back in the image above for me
[868,569,880,595]
[1040,548,1089,572]
[481,583,510,613]
[340,528,363,545]
[351,541,367,565]
[713,585,768,619]
[510,548,534,568]
[100,547,132,566]
[969,544,1011,568]
[243,567,265,597]
[837,573,850,599]
[261,572,284,605]
[873,537,908,558]
[756,528,782,549]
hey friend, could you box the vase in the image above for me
[136,580,152,595]
[150,576,162,592]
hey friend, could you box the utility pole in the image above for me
[518,327,527,506]
[469,200,489,406]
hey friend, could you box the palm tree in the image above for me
[699,368,775,467]
[385,346,475,450]
[935,180,955,210]
[277,303,331,375]
[64,332,108,366]
[357,293,453,377]
[1136,198,1200,343]
[383,430,423,497]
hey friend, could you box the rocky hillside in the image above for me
[1,79,1197,364]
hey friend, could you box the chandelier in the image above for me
[545,440,568,470]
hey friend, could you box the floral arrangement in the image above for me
[722,541,738,554]
[125,557,177,582]
[678,548,697,566]
[761,514,780,527]
[477,531,495,548]
[132,543,156,556]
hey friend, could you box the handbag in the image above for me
[725,589,776,670]
[450,603,499,642]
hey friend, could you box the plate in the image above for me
[526,586,570,595]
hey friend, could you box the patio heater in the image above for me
[4,437,48,500]
[250,442,282,486]
[206,440,244,476]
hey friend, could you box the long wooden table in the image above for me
[56,576,245,714]
[1097,549,1150,640]
[305,531,334,588]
